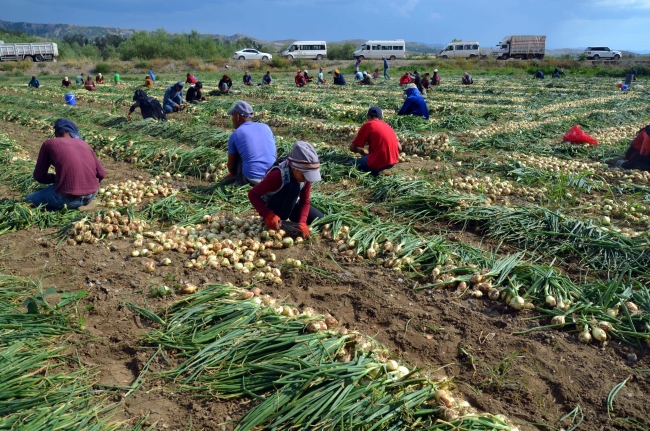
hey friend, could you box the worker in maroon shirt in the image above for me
[349,106,402,176]
[25,118,106,211]
[248,141,324,238]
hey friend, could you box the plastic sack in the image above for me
[563,124,598,145]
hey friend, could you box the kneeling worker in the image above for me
[350,106,402,177]
[248,141,323,238]
[25,118,105,211]
[611,124,650,171]
[226,101,277,186]
[163,81,185,113]
[186,82,206,104]
[398,84,429,120]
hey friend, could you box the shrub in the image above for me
[270,57,290,69]
[94,63,112,74]
[327,42,355,60]
[0,63,14,72]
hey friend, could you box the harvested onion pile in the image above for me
[66,210,149,245]
[98,180,176,207]
[130,214,305,282]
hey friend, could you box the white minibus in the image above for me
[353,40,406,60]
[438,41,480,59]
[281,41,327,60]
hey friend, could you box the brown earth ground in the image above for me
[1,83,649,431]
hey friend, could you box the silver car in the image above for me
[233,49,273,61]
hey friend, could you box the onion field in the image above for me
[0,69,649,431]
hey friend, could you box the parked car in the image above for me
[232,49,273,61]
[438,41,481,59]
[584,47,621,60]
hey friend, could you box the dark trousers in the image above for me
[266,180,323,225]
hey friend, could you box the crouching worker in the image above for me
[350,106,402,177]
[127,90,166,121]
[25,118,105,211]
[609,125,650,171]
[248,141,324,238]
[186,82,206,104]
[226,101,277,186]
[163,81,185,113]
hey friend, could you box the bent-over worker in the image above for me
[186,82,206,104]
[398,84,429,120]
[28,76,41,88]
[25,118,105,211]
[248,141,324,238]
[226,101,277,186]
[163,81,185,113]
[609,125,650,171]
[96,73,104,84]
[128,89,166,121]
[462,72,474,85]
[350,106,402,177]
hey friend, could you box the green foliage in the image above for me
[0,29,39,43]
[117,29,252,61]
[94,63,112,74]
[327,42,356,60]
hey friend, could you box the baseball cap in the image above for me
[404,83,417,90]
[288,141,321,183]
[227,101,254,117]
[334,69,340,73]
[367,106,383,118]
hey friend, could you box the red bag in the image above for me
[563,124,598,145]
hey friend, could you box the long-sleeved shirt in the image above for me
[398,88,429,120]
[243,74,252,84]
[28,78,40,88]
[186,86,203,103]
[262,75,273,84]
[334,74,346,85]
[163,85,184,107]
[33,137,106,195]
[248,169,311,224]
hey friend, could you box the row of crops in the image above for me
[1,72,649,429]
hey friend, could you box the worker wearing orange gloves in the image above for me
[248,141,324,238]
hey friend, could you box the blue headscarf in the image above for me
[54,118,83,140]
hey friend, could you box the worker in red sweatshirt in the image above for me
[248,141,323,238]
[25,118,105,211]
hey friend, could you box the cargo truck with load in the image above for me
[492,35,545,60]
[0,40,58,62]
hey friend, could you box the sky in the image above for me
[2,0,650,51]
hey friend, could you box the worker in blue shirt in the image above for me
[534,70,545,79]
[398,84,429,120]
[163,81,185,113]
[28,76,41,88]
[333,69,346,85]
[243,71,253,86]
[383,57,390,79]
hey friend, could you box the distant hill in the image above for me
[0,20,443,54]
[0,19,136,39]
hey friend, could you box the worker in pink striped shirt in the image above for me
[25,118,106,211]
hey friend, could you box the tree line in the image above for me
[1,28,265,61]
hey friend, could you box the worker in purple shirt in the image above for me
[25,118,106,211]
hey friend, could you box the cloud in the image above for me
[390,0,419,17]
[593,0,650,8]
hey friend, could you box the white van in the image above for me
[438,41,480,59]
[281,41,327,60]
[353,40,406,60]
